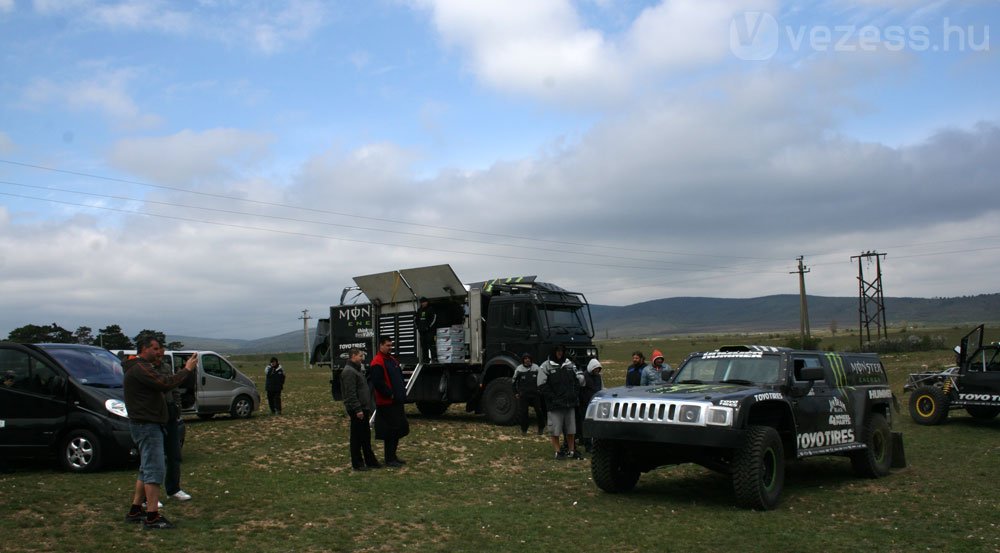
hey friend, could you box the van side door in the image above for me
[0,345,67,448]
[199,353,237,410]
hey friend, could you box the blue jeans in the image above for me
[129,421,166,485]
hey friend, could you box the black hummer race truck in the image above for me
[584,345,906,510]
[905,324,1000,425]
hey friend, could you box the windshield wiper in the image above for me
[678,379,703,384]
[720,379,755,386]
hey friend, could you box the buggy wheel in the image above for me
[965,406,1000,420]
[850,413,892,478]
[908,386,949,425]
[590,439,640,493]
[732,426,785,510]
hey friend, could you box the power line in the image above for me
[0,158,778,261]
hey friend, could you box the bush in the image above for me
[784,335,823,350]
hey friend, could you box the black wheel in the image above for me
[908,386,949,425]
[416,401,451,417]
[850,413,892,478]
[482,377,516,425]
[732,425,785,510]
[197,413,215,420]
[590,439,640,493]
[59,429,103,473]
[965,406,1000,420]
[230,395,254,419]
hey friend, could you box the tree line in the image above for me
[5,323,184,351]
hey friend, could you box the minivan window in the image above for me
[42,346,124,388]
[202,354,234,379]
[0,349,61,395]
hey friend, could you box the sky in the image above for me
[1,0,998,340]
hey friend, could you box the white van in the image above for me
[118,350,260,419]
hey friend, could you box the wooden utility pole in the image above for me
[790,256,811,346]
[299,309,312,370]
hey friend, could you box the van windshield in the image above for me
[41,346,125,388]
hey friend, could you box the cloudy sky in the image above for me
[1,0,997,340]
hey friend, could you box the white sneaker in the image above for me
[141,501,164,509]
[169,490,192,501]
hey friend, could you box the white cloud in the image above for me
[21,68,161,131]
[0,131,14,153]
[0,0,14,14]
[108,128,274,185]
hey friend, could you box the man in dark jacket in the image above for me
[538,345,583,460]
[123,336,196,530]
[416,297,437,363]
[340,348,380,471]
[264,357,285,415]
[625,351,648,386]
[512,352,546,434]
[369,337,409,467]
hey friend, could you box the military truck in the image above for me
[905,324,1000,424]
[584,345,905,510]
[311,264,596,425]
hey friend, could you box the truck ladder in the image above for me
[370,361,425,427]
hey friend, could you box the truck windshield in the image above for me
[539,305,590,336]
[676,355,782,385]
[42,346,125,388]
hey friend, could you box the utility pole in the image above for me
[790,256,811,346]
[299,309,312,370]
[851,251,888,349]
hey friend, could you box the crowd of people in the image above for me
[118,335,674,529]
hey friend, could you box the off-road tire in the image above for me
[732,425,785,510]
[482,377,516,426]
[590,439,640,493]
[850,413,892,478]
[416,401,451,417]
[230,394,254,419]
[908,385,949,425]
[965,406,1000,420]
[59,429,103,473]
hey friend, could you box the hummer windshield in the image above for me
[41,345,125,388]
[675,354,783,386]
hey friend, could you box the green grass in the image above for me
[1,330,999,552]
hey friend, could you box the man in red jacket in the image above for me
[369,337,409,467]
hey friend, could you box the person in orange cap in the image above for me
[641,349,673,386]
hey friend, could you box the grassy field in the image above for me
[1,329,998,552]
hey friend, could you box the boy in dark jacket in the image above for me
[512,352,546,434]
[538,345,583,460]
[264,357,285,415]
[340,348,381,471]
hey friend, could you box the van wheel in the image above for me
[482,377,516,425]
[60,429,103,473]
[732,426,785,510]
[230,395,254,419]
[908,386,949,425]
[850,413,892,478]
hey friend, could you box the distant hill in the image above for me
[177,293,1000,353]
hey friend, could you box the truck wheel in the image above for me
[230,394,254,419]
[416,401,451,417]
[59,429,103,473]
[591,439,640,493]
[908,386,949,425]
[965,406,1000,420]
[850,413,892,478]
[732,425,784,510]
[482,377,516,426]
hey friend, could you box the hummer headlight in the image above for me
[678,405,701,424]
[706,406,733,426]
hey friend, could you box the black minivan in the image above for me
[0,342,137,472]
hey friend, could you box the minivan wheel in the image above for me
[60,429,103,473]
[230,395,254,419]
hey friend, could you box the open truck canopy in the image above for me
[353,264,467,308]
